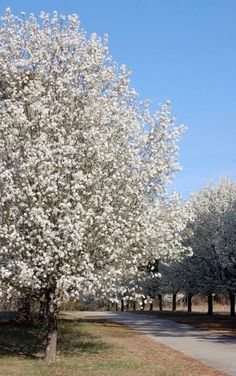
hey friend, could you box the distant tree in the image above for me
[185,178,236,314]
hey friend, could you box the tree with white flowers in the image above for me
[86,195,192,311]
[0,9,188,362]
[213,180,236,314]
[184,178,236,314]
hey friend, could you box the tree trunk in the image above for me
[187,293,193,313]
[172,293,177,312]
[115,303,119,311]
[149,301,153,311]
[107,302,111,311]
[126,300,130,311]
[141,298,146,311]
[121,299,124,311]
[158,294,163,312]
[18,295,31,321]
[45,314,58,363]
[229,293,235,317]
[207,293,213,315]
[39,301,46,320]
[44,286,58,363]
[133,301,136,311]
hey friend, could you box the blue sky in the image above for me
[1,0,235,198]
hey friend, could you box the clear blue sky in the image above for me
[1,0,235,198]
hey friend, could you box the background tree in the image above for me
[165,179,236,314]
[188,179,236,312]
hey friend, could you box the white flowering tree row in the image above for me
[0,10,190,362]
[92,197,192,311]
[157,178,236,315]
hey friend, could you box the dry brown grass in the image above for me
[176,303,231,314]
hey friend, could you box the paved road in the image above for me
[80,311,236,376]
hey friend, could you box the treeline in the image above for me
[100,179,236,316]
[158,178,236,316]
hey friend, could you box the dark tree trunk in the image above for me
[126,300,130,311]
[121,299,124,311]
[18,295,31,321]
[229,293,235,317]
[38,291,46,320]
[141,298,146,311]
[133,301,136,311]
[149,301,153,311]
[45,314,58,363]
[158,294,163,312]
[187,293,193,313]
[172,293,177,312]
[39,301,46,320]
[115,303,119,311]
[107,302,111,311]
[207,293,213,315]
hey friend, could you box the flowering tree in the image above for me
[87,195,192,311]
[158,261,184,311]
[0,9,186,362]
[214,180,236,315]
[183,178,236,314]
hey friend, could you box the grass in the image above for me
[0,312,229,376]
[168,303,232,314]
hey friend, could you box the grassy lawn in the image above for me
[0,312,228,376]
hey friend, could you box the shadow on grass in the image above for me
[0,317,113,360]
[57,320,112,356]
[0,321,45,359]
